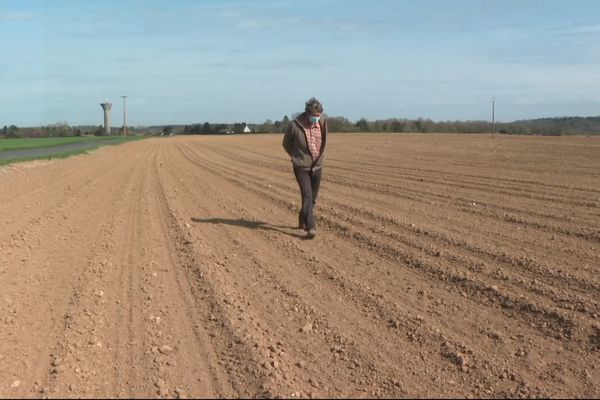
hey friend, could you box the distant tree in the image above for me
[256,119,276,133]
[278,115,291,133]
[327,116,353,132]
[414,118,425,133]
[390,120,403,133]
[232,122,245,134]
[213,124,227,134]
[356,118,369,132]
[202,122,212,134]
[421,118,434,133]
[185,124,202,135]
[7,124,20,138]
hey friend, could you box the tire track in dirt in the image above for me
[175,141,594,329]
[34,142,235,398]
[165,148,497,398]
[173,144,577,340]
[196,142,600,275]
[217,142,600,210]
[191,142,600,286]
[0,150,132,242]
[167,136,599,398]
[216,140,600,215]
[161,144,419,397]
[209,141,600,280]
[0,144,145,397]
[203,143,600,241]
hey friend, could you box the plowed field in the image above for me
[1,133,599,398]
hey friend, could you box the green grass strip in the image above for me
[0,136,138,151]
[0,136,146,166]
[0,148,94,166]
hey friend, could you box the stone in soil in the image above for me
[159,345,174,354]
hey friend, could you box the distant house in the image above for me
[243,124,252,133]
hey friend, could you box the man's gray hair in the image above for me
[305,97,324,114]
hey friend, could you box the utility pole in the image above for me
[491,97,496,138]
[121,95,128,136]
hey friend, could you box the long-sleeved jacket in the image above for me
[282,113,328,171]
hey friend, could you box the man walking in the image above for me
[282,97,328,239]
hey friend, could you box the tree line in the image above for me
[2,115,600,139]
[182,115,600,135]
[0,123,145,138]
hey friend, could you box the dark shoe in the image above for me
[306,228,316,239]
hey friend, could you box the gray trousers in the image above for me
[293,167,322,230]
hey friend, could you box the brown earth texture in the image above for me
[0,133,599,399]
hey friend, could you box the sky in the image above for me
[1,0,599,127]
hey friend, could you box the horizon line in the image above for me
[6,113,600,129]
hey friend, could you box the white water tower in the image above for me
[100,100,112,136]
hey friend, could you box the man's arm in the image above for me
[282,123,293,156]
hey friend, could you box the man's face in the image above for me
[308,112,321,125]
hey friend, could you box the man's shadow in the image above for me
[190,217,307,239]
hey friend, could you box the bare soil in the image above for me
[0,133,599,399]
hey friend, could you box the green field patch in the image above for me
[0,136,135,151]
[0,136,146,166]
[0,148,95,166]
